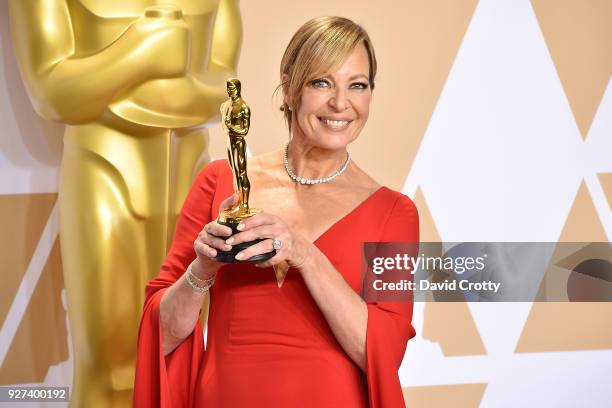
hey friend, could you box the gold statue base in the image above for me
[215,208,276,263]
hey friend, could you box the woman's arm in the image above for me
[160,194,236,355]
[294,196,419,372]
[296,242,369,371]
[159,260,211,355]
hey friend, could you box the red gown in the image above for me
[134,159,419,407]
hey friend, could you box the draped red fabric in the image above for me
[134,159,419,407]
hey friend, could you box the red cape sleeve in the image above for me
[366,194,419,408]
[134,160,222,408]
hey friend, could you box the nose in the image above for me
[329,87,349,111]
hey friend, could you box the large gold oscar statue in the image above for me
[9,1,242,406]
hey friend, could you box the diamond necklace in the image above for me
[283,143,351,185]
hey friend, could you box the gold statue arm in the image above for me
[207,0,242,74]
[226,106,250,135]
[179,0,243,123]
[106,0,243,128]
[9,0,189,124]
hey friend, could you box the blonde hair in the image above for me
[279,16,377,131]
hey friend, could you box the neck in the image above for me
[285,138,349,180]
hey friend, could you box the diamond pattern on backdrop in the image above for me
[598,173,612,211]
[531,0,612,139]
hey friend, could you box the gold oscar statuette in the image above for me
[215,79,275,263]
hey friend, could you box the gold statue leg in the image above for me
[227,135,250,213]
[227,139,239,196]
[236,137,250,210]
[60,124,173,407]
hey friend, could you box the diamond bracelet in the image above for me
[184,263,215,293]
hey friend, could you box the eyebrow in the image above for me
[320,74,369,82]
[348,74,369,81]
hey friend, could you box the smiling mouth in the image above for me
[319,117,352,130]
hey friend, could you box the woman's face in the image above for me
[292,43,372,151]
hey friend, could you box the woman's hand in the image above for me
[191,193,238,279]
[224,212,313,269]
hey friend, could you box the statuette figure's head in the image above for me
[227,78,241,98]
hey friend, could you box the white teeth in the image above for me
[322,119,349,128]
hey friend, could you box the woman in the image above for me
[135,16,419,407]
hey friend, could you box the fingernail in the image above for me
[209,249,216,257]
[226,237,234,245]
[225,244,232,251]
[237,223,245,231]
[235,253,245,260]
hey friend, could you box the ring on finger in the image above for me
[273,238,282,251]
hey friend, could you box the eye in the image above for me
[350,82,369,90]
[311,79,331,88]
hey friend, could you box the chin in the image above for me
[316,133,358,151]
